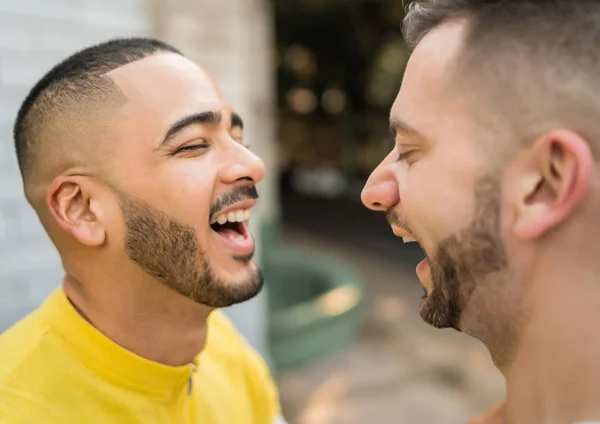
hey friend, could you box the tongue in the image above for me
[215,228,242,240]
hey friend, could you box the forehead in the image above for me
[106,53,227,133]
[391,21,469,138]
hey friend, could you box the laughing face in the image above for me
[383,179,507,330]
[361,23,511,332]
[103,53,265,308]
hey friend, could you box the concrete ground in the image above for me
[275,226,505,424]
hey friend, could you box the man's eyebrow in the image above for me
[389,117,423,138]
[162,111,222,144]
[231,112,243,130]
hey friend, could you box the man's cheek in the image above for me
[404,189,445,238]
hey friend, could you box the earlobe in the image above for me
[47,177,106,247]
[513,130,593,240]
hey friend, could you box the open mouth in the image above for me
[401,237,432,293]
[402,235,426,260]
[209,208,254,256]
[211,221,246,240]
[391,227,431,287]
[398,232,422,249]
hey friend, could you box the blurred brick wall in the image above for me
[0,0,149,332]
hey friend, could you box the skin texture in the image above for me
[43,53,265,366]
[362,20,600,424]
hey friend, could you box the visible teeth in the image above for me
[402,236,416,243]
[213,209,251,225]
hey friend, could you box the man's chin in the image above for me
[233,251,255,263]
[214,264,264,303]
[211,252,257,280]
[418,295,462,331]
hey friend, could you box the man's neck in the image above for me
[504,270,600,424]
[62,274,211,367]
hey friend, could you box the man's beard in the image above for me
[389,175,508,331]
[115,187,263,308]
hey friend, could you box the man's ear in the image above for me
[513,129,593,240]
[46,176,106,246]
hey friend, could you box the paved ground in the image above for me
[275,226,505,424]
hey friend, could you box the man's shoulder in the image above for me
[203,311,285,423]
[0,312,68,423]
[205,310,255,360]
[202,310,267,390]
[0,308,73,394]
[0,311,50,382]
[205,310,271,369]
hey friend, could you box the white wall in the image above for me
[0,0,149,331]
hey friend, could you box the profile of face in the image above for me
[89,53,265,308]
[361,17,597,351]
[361,23,509,332]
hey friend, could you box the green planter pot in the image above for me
[263,246,366,370]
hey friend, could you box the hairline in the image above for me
[403,12,597,165]
[15,40,183,184]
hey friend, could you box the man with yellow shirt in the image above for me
[0,38,286,424]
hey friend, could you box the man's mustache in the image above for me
[386,209,414,236]
[210,185,259,217]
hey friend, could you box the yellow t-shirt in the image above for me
[0,289,285,424]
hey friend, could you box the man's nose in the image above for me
[361,161,400,212]
[220,142,265,185]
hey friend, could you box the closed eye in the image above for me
[176,143,209,153]
[397,151,413,161]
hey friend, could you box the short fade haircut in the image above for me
[13,37,182,184]
[401,0,600,158]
